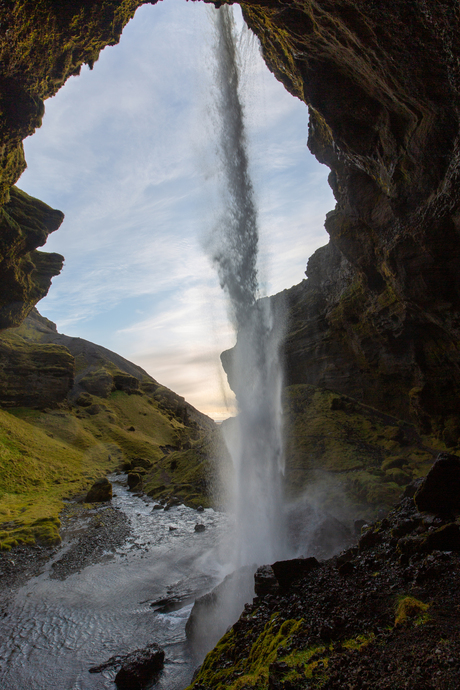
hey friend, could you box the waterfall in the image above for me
[207,6,287,567]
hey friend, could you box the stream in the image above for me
[0,476,231,690]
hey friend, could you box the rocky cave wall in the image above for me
[1,0,460,438]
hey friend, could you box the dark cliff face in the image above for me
[0,0,157,327]
[239,0,460,438]
[1,0,460,437]
[0,187,65,328]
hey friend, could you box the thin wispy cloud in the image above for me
[18,0,333,418]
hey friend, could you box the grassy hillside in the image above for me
[0,312,220,551]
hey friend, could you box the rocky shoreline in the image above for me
[0,498,131,601]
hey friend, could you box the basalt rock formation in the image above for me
[236,0,460,440]
[0,186,64,329]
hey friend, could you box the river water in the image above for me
[0,476,231,690]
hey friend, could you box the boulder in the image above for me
[131,457,152,469]
[194,523,206,533]
[84,478,112,503]
[127,472,142,490]
[91,643,164,690]
[423,523,460,552]
[414,453,460,514]
[254,565,279,597]
[271,557,319,591]
[75,392,93,407]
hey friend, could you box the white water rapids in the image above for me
[0,476,229,690]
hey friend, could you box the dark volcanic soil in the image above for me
[190,458,460,690]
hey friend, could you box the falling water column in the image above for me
[208,6,287,567]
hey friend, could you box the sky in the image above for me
[18,0,334,421]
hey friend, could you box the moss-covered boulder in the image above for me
[84,477,112,502]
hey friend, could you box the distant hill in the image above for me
[0,309,223,551]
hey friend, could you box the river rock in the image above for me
[127,472,142,490]
[194,523,206,533]
[414,453,460,515]
[84,478,112,503]
[91,643,164,690]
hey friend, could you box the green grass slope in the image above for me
[0,311,220,550]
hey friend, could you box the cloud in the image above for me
[18,0,334,418]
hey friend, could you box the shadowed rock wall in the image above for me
[238,0,460,438]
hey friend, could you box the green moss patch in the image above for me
[188,616,304,690]
[0,384,218,548]
[284,384,440,515]
[395,596,430,627]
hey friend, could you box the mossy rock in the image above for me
[283,384,438,513]
[75,392,94,407]
[127,472,142,489]
[30,516,61,546]
[79,369,114,398]
[385,468,412,486]
[84,478,112,503]
[381,456,406,471]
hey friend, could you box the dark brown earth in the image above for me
[49,502,130,580]
[189,456,460,689]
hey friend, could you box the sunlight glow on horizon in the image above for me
[19,0,333,421]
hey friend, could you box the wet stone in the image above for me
[84,477,112,503]
[254,565,279,597]
[414,453,460,514]
[114,644,164,689]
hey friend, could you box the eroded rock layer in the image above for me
[238,0,460,438]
